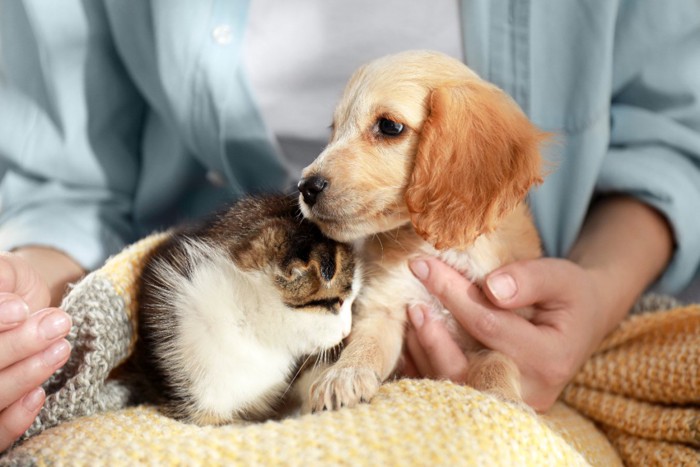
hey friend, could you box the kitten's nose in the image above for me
[298,176,329,207]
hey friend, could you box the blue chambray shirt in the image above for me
[1,0,699,293]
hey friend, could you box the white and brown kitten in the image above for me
[134,194,361,425]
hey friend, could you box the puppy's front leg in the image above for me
[467,350,529,410]
[306,309,405,412]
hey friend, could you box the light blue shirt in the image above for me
[1,0,699,293]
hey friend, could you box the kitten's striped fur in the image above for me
[134,194,360,425]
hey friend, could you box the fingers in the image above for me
[0,254,67,452]
[0,307,72,370]
[0,338,71,410]
[409,258,537,356]
[400,351,420,378]
[0,387,45,452]
[0,294,30,332]
[483,258,580,310]
[406,305,469,382]
[0,254,51,313]
[0,307,72,417]
[404,329,431,378]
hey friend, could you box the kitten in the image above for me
[134,194,361,425]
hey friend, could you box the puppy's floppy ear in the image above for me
[405,81,547,250]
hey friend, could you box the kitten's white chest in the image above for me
[166,246,300,420]
[183,326,295,418]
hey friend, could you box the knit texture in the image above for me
[1,233,696,466]
[562,296,700,466]
[4,382,597,467]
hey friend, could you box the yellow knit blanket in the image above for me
[1,234,698,466]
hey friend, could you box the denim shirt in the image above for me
[1,0,699,293]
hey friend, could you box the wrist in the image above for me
[568,195,674,335]
[579,264,631,336]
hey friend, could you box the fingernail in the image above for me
[407,305,425,329]
[42,339,71,366]
[0,299,29,325]
[39,310,72,340]
[22,387,45,412]
[487,273,517,301]
[409,260,429,281]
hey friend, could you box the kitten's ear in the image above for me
[282,243,337,284]
[231,223,287,271]
[310,243,338,283]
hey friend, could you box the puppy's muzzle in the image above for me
[298,176,329,207]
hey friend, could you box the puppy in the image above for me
[298,50,547,411]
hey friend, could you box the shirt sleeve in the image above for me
[598,1,700,293]
[0,1,145,270]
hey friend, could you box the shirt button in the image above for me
[212,24,233,45]
[206,170,227,187]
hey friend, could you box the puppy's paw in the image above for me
[307,366,381,412]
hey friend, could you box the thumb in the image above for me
[483,258,579,310]
[0,253,51,313]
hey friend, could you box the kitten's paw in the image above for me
[307,366,381,412]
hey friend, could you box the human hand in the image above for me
[0,253,72,452]
[403,257,610,412]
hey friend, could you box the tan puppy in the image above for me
[298,50,547,411]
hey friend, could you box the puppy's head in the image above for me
[299,50,546,249]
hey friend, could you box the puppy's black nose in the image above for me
[298,176,329,207]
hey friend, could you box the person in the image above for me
[1,0,699,453]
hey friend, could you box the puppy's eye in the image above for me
[377,118,404,137]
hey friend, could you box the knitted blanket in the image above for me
[562,296,700,465]
[1,234,697,466]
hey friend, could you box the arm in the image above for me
[403,3,699,412]
[404,195,673,412]
[0,2,143,450]
[0,1,144,271]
